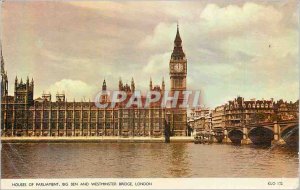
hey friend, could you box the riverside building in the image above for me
[1,26,188,137]
[207,97,298,132]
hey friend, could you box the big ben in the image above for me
[169,24,187,136]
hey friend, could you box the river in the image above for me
[1,143,298,178]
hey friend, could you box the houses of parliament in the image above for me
[0,26,188,137]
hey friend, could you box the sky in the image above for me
[1,0,299,108]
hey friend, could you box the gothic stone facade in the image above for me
[2,98,166,137]
[1,26,188,137]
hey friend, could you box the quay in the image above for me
[1,136,194,143]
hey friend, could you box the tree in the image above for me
[251,112,267,123]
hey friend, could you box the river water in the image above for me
[1,143,298,178]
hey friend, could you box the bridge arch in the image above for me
[281,123,298,135]
[228,129,243,144]
[248,126,274,145]
[248,125,274,134]
[281,123,298,147]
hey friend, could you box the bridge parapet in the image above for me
[245,119,298,128]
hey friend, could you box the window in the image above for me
[174,79,183,88]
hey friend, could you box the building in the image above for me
[188,107,211,134]
[211,105,225,131]
[224,97,274,129]
[209,96,298,143]
[168,24,188,136]
[212,96,299,130]
[275,99,299,121]
[190,107,210,119]
[1,25,189,137]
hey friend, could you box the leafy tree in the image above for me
[251,112,267,123]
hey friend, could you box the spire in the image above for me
[0,40,8,97]
[162,77,165,92]
[119,77,123,91]
[149,77,153,90]
[174,23,182,46]
[1,41,5,76]
[102,79,107,91]
[131,77,135,92]
[171,23,185,60]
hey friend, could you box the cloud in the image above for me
[137,2,298,107]
[46,79,98,101]
[139,22,176,52]
[3,1,298,108]
[143,52,170,74]
[200,3,283,35]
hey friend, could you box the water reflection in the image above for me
[168,144,190,177]
[1,143,298,178]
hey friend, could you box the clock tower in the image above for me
[169,24,187,136]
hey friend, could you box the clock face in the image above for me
[174,63,183,72]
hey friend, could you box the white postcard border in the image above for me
[1,178,299,190]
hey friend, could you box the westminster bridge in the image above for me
[220,119,299,146]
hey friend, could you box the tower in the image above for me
[1,43,8,97]
[170,24,187,92]
[131,77,135,93]
[14,76,34,105]
[101,79,108,103]
[102,79,107,91]
[42,92,52,101]
[169,24,187,136]
[162,77,165,93]
[149,77,153,91]
[118,78,123,91]
[56,92,65,102]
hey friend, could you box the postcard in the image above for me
[0,0,299,189]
